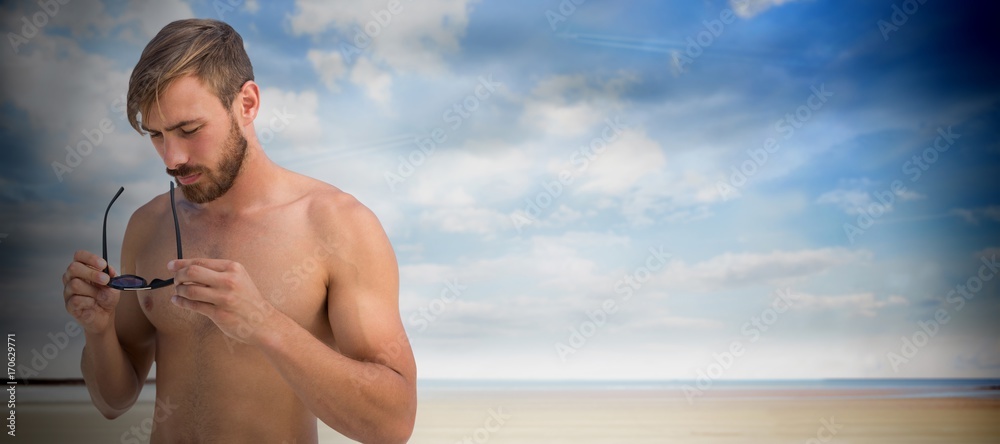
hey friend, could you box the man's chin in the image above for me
[179,182,221,204]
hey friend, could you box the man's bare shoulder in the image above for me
[293,176,394,269]
[125,190,173,237]
[298,176,385,237]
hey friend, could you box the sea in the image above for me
[16,378,1000,403]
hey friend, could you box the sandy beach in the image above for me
[11,383,1000,443]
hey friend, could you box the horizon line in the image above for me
[12,376,1000,386]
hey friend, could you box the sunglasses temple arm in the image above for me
[170,182,183,260]
[103,187,125,275]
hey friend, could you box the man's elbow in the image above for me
[97,404,130,420]
[396,411,417,443]
[372,399,417,444]
[88,387,139,420]
[380,420,415,444]
[378,403,417,443]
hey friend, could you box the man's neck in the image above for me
[186,144,286,219]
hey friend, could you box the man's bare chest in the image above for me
[132,211,332,338]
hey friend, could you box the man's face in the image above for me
[142,75,248,204]
[167,114,247,204]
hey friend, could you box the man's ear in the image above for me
[234,80,260,125]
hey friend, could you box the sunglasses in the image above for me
[102,182,183,291]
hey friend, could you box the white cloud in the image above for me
[349,57,393,106]
[0,0,198,150]
[566,130,725,226]
[730,0,802,19]
[44,0,115,40]
[288,0,476,73]
[512,72,709,227]
[399,263,457,286]
[0,34,126,134]
[657,247,871,292]
[519,74,633,137]
[952,206,1000,225]
[661,205,713,224]
[513,74,740,226]
[816,188,876,215]
[396,231,639,344]
[307,49,347,92]
[118,0,196,40]
[419,207,510,235]
[0,17,155,184]
[896,189,925,201]
[521,101,603,138]
[257,87,323,148]
[5,0,193,44]
[816,178,924,215]
[625,314,725,330]
[787,292,908,317]
[538,204,584,228]
[415,231,630,293]
[577,129,666,195]
[405,140,537,207]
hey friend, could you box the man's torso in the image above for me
[131,176,340,443]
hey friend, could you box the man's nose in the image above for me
[162,137,189,170]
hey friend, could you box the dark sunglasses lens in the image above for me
[111,276,147,288]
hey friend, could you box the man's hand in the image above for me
[63,250,121,335]
[168,258,276,344]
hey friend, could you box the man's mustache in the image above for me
[166,165,206,178]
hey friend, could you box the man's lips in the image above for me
[177,173,200,185]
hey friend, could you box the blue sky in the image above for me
[0,0,998,381]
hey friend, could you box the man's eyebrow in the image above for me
[141,119,204,133]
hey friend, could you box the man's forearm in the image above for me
[254,312,416,444]
[80,328,143,418]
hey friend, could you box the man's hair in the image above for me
[127,18,254,134]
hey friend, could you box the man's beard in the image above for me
[167,115,248,204]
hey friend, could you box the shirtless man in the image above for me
[60,19,416,443]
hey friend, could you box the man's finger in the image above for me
[169,258,233,273]
[64,278,97,304]
[74,250,107,271]
[174,281,217,303]
[67,278,98,298]
[65,294,97,312]
[171,294,216,318]
[94,287,119,310]
[68,262,110,286]
[173,264,227,289]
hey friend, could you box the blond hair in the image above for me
[127,18,254,134]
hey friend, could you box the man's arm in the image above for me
[257,199,416,443]
[79,208,157,418]
[169,196,417,443]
